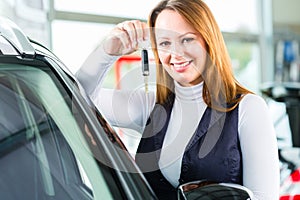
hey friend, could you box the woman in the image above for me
[76,0,280,199]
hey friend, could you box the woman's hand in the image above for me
[103,20,149,56]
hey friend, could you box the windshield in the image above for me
[0,63,113,199]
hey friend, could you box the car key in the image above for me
[141,49,149,93]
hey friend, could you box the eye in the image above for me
[158,41,171,47]
[182,37,194,44]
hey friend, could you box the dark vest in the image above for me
[135,94,242,200]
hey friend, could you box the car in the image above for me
[0,16,252,200]
[0,16,157,200]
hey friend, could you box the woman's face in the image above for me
[155,9,207,87]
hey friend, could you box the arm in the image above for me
[238,94,280,200]
[75,44,120,97]
[94,88,155,132]
[75,20,153,131]
[76,20,148,97]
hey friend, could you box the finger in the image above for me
[141,22,149,41]
[122,21,137,48]
[115,22,132,49]
[138,22,150,49]
[117,32,131,51]
[132,20,144,42]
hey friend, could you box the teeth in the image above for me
[174,61,190,68]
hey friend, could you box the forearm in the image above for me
[95,88,155,132]
[75,44,120,97]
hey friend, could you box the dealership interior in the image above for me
[1,0,300,171]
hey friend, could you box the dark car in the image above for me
[0,16,157,200]
[0,16,252,200]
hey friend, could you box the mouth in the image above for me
[172,60,192,73]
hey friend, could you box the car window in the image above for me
[45,56,157,200]
[0,63,113,200]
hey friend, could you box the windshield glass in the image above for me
[0,63,113,199]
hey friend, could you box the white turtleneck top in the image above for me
[75,45,280,200]
[159,81,206,187]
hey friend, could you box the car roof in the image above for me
[0,16,35,58]
[0,16,77,83]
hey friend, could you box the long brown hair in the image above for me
[148,0,252,112]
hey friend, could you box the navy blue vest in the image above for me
[135,94,242,200]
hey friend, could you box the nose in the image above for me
[171,42,185,58]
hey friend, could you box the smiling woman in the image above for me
[75,0,279,199]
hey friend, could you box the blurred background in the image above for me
[1,0,300,173]
[2,0,300,198]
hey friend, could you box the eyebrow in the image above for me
[179,32,197,37]
[156,32,197,40]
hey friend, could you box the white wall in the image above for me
[273,0,300,27]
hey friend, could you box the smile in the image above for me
[172,60,192,72]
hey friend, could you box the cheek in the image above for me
[158,50,171,65]
[157,51,173,74]
[191,46,207,65]
[188,42,206,56]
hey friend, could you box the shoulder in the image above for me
[238,93,271,122]
[239,93,268,109]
